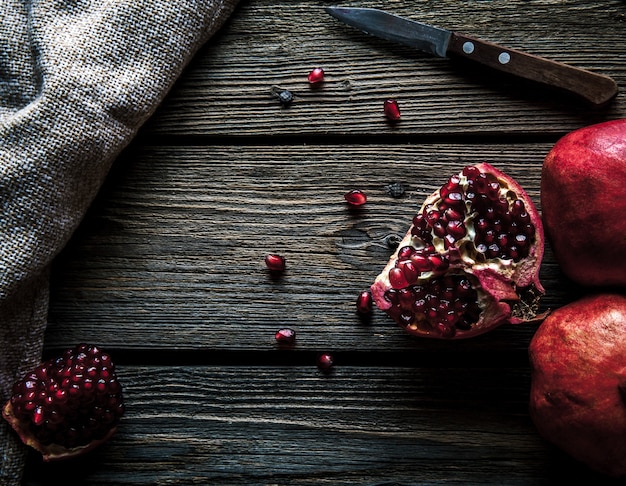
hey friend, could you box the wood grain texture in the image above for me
[44,143,579,355]
[25,0,626,483]
[21,366,616,485]
[142,0,626,138]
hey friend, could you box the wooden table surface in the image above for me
[22,0,626,484]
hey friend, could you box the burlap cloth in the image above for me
[0,1,239,483]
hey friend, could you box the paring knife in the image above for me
[325,7,618,106]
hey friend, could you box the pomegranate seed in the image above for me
[275,328,296,344]
[344,189,367,206]
[446,220,467,240]
[265,254,286,272]
[277,90,293,106]
[411,253,432,272]
[317,353,334,372]
[307,67,325,84]
[383,99,401,121]
[426,209,440,225]
[387,182,406,198]
[399,260,419,284]
[389,267,409,289]
[356,290,373,315]
[397,246,414,260]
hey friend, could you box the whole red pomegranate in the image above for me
[370,163,544,338]
[541,119,626,287]
[2,343,124,461]
[529,294,626,477]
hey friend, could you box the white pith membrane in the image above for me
[371,165,542,339]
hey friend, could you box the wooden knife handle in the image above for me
[447,32,618,106]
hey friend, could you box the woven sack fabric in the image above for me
[0,1,239,483]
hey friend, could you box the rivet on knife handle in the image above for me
[447,32,618,106]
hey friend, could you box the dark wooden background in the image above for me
[22,0,626,484]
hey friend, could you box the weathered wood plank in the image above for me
[142,0,626,138]
[44,143,579,354]
[21,365,612,485]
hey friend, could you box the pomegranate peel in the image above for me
[529,294,626,477]
[371,163,544,339]
[2,400,118,461]
[541,119,626,287]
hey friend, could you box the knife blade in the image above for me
[325,6,618,106]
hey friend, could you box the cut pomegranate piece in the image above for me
[2,344,124,461]
[344,189,367,206]
[370,163,544,339]
[383,99,401,121]
[307,67,325,84]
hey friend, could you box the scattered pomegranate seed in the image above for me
[317,353,334,372]
[387,182,406,198]
[307,67,325,84]
[383,99,401,121]
[344,189,367,206]
[277,90,293,106]
[265,254,286,272]
[270,86,294,106]
[356,290,373,315]
[275,328,296,344]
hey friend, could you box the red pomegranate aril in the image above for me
[370,163,544,339]
[413,213,427,230]
[383,99,401,120]
[411,254,431,272]
[443,191,464,206]
[344,189,367,206]
[446,220,466,239]
[397,246,414,260]
[515,234,528,247]
[307,67,325,84]
[427,254,448,271]
[432,221,447,238]
[389,267,409,289]
[426,209,440,225]
[444,208,464,221]
[398,261,419,284]
[265,254,286,272]
[317,353,334,371]
[275,328,296,344]
[356,290,373,314]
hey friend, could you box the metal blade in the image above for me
[325,7,451,58]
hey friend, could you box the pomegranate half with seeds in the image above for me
[371,163,544,338]
[2,343,124,461]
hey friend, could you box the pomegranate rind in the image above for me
[541,119,626,287]
[371,163,544,339]
[2,399,118,461]
[529,293,626,477]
